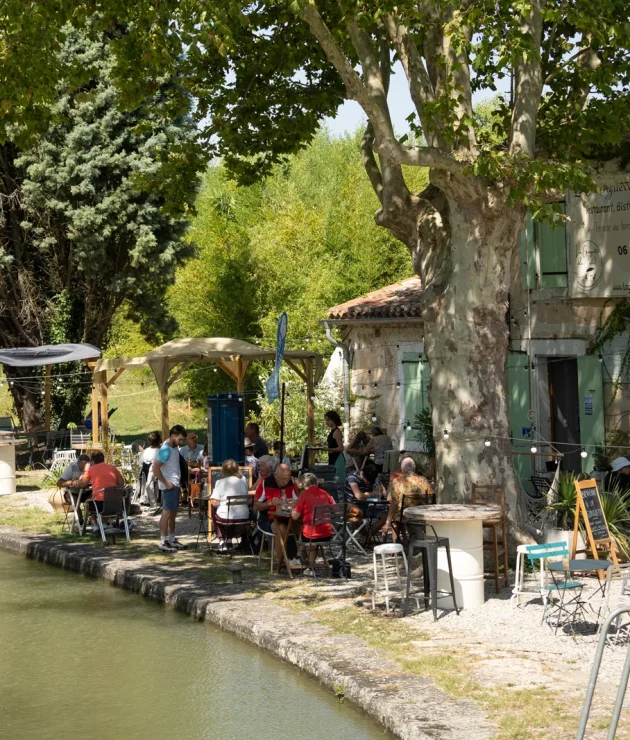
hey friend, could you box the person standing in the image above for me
[152,424,188,552]
[348,426,393,475]
[245,422,269,458]
[324,410,345,479]
[139,431,162,511]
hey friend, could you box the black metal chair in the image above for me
[299,503,340,577]
[403,522,460,620]
[531,475,552,499]
[86,486,130,544]
[216,495,254,555]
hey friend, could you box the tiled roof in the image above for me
[327,276,423,321]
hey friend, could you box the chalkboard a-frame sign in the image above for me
[571,479,619,568]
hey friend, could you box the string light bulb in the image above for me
[598,354,603,363]
[238,396,242,402]
[443,429,449,440]
[406,420,412,431]
[371,414,377,422]
[396,381,401,389]
[373,382,378,388]
[484,438,491,447]
[580,449,588,459]
[530,444,538,454]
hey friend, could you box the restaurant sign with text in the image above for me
[567,179,630,297]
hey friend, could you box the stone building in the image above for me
[323,181,630,492]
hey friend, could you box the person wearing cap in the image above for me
[245,440,258,479]
[604,457,630,494]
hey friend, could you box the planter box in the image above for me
[544,527,586,559]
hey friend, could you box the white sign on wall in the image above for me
[567,180,630,297]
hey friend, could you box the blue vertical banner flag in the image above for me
[266,312,288,403]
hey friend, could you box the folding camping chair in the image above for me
[87,486,131,544]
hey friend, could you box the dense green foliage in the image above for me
[0,25,199,429]
[167,129,419,405]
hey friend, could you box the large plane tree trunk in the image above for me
[420,196,523,509]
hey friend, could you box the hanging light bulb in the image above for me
[310,395,316,402]
[238,396,243,402]
[580,449,588,459]
[406,420,412,431]
[530,444,538,454]
[396,381,401,389]
[305,335,311,342]
[443,429,449,440]
[484,438,491,447]
[368,368,372,375]
[228,393,232,399]
[373,382,378,388]
[371,414,377,422]
[598,354,603,363]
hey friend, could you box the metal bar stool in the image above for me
[403,523,460,619]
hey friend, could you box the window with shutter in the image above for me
[402,352,430,447]
[536,203,568,288]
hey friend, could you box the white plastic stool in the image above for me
[511,543,547,606]
[372,543,408,613]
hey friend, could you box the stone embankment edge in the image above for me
[0,527,493,740]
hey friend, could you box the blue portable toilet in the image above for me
[207,393,245,464]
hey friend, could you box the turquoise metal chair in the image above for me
[526,541,584,633]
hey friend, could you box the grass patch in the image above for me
[0,502,65,535]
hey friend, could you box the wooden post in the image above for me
[161,388,169,439]
[236,356,245,395]
[91,380,99,446]
[304,357,314,444]
[100,373,109,446]
[44,365,51,430]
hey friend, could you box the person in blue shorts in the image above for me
[152,424,187,552]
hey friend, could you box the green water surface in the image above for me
[0,551,387,740]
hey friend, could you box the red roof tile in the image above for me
[327,276,423,320]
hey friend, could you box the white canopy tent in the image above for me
[92,337,324,442]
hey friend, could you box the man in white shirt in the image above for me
[56,454,91,526]
[153,424,187,552]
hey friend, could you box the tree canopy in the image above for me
[167,128,419,405]
[0,24,199,429]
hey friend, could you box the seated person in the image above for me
[56,454,91,524]
[604,457,630,494]
[254,463,298,565]
[211,459,250,543]
[292,472,335,575]
[380,457,433,540]
[180,432,204,468]
[344,463,380,505]
[253,454,277,490]
[273,440,291,467]
[74,451,125,532]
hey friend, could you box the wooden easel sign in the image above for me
[572,479,619,569]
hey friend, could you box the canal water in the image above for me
[0,551,388,740]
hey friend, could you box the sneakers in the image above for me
[170,538,188,551]
[303,568,315,577]
[288,558,302,568]
[158,541,176,553]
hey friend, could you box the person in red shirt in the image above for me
[254,463,298,566]
[75,451,124,531]
[292,472,336,575]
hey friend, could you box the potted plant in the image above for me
[414,408,436,480]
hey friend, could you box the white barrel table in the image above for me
[0,434,20,496]
[403,504,501,609]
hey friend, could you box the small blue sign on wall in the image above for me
[522,427,532,439]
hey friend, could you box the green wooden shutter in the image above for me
[577,355,605,474]
[520,213,536,290]
[507,353,532,486]
[403,352,430,446]
[536,205,567,288]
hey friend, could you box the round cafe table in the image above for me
[403,503,501,609]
